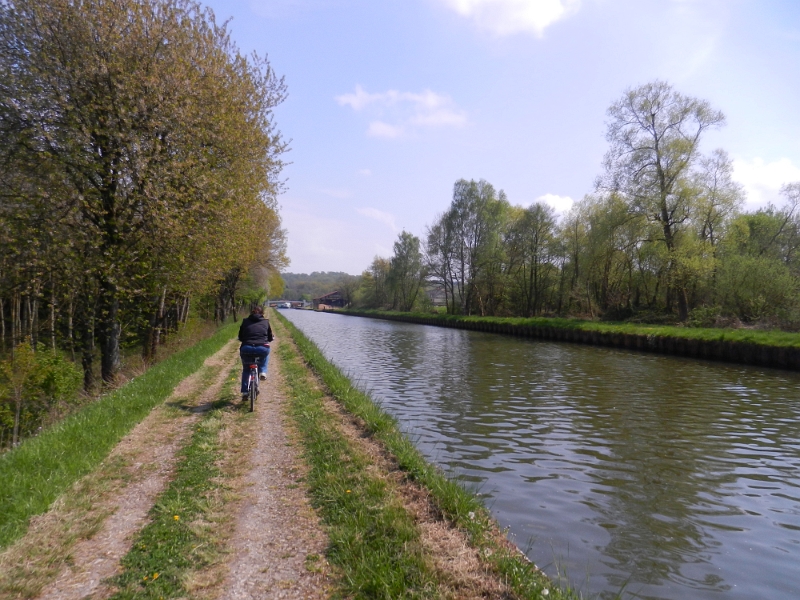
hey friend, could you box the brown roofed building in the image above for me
[312,290,346,309]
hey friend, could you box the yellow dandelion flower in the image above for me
[174,515,180,520]
[346,490,351,493]
[153,573,159,580]
[143,575,148,581]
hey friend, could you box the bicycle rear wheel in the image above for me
[249,369,257,412]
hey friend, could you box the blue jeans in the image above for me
[240,344,270,393]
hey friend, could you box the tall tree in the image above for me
[598,80,725,320]
[388,231,425,312]
[0,0,287,382]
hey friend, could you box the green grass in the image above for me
[342,309,800,348]
[0,322,238,550]
[275,312,573,600]
[276,322,437,599]
[108,395,233,599]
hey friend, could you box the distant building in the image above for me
[312,290,346,309]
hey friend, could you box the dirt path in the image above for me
[216,339,330,599]
[14,340,241,600]
[0,337,332,600]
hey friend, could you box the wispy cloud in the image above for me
[336,85,467,138]
[367,121,404,139]
[357,207,399,231]
[319,188,352,199]
[537,193,574,214]
[732,157,800,210]
[439,0,581,37]
[358,168,372,177]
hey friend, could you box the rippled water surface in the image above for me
[281,310,800,599]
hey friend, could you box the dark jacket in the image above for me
[238,314,273,345]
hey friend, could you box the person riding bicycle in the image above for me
[238,306,273,401]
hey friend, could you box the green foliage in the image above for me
[349,82,800,330]
[0,0,287,382]
[0,343,82,448]
[281,271,354,301]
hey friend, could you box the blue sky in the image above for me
[202,0,800,275]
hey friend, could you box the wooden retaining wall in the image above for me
[334,311,800,372]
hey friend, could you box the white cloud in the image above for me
[357,207,399,232]
[336,85,466,138]
[537,193,574,214]
[439,0,580,37]
[732,157,800,210]
[367,121,404,139]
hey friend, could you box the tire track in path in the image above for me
[217,338,330,599]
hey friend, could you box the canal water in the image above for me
[280,310,800,600]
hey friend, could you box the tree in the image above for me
[506,202,558,317]
[0,0,287,382]
[599,81,725,320]
[388,231,425,311]
[426,179,508,315]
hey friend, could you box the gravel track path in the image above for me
[219,339,330,599]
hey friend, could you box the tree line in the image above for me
[351,81,800,328]
[0,0,287,413]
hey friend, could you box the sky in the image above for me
[201,0,800,275]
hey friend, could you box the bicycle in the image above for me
[243,355,260,412]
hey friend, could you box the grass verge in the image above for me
[0,322,238,550]
[274,319,438,598]
[274,311,574,599]
[341,309,800,348]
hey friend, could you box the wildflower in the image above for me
[346,490,351,493]
[153,573,159,580]
[542,589,549,596]
[143,575,149,581]
[468,511,475,521]
[174,515,180,521]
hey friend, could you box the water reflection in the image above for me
[282,310,800,600]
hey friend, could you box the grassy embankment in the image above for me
[341,309,800,348]
[274,310,575,599]
[0,322,239,550]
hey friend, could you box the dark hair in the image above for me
[251,306,264,315]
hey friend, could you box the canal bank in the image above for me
[337,310,800,371]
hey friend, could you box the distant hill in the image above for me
[281,272,354,301]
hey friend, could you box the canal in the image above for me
[280,309,800,600]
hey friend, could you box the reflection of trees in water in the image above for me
[564,356,800,597]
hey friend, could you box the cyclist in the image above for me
[238,306,273,401]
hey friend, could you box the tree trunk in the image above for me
[50,275,57,351]
[0,297,5,352]
[67,298,75,362]
[13,391,22,447]
[98,278,120,384]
